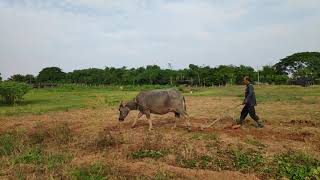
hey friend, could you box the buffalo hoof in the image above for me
[200,125,205,131]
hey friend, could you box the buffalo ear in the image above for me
[119,101,123,107]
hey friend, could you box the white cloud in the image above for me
[0,0,319,79]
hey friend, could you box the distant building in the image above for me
[288,77,313,87]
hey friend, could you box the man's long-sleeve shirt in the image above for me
[244,84,257,106]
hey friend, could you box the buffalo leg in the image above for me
[182,112,191,130]
[173,112,180,129]
[145,111,153,131]
[131,112,143,128]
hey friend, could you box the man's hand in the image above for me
[242,100,246,105]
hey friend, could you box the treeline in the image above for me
[2,52,320,86]
[2,65,288,86]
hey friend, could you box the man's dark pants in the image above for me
[239,105,261,125]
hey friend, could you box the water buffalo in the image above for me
[118,89,191,131]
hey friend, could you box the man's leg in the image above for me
[248,106,264,128]
[239,105,249,125]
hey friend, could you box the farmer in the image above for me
[238,76,264,128]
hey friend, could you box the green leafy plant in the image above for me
[199,155,214,168]
[176,155,214,169]
[189,132,219,141]
[47,153,68,170]
[14,147,43,164]
[131,149,166,159]
[274,151,320,180]
[244,137,267,148]
[71,163,108,180]
[203,133,220,141]
[232,149,264,170]
[176,155,198,168]
[154,169,176,180]
[0,133,16,156]
[0,82,31,104]
[189,133,202,140]
[309,167,320,179]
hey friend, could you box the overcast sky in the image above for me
[0,0,319,79]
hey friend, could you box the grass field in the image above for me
[0,85,320,179]
[1,85,319,116]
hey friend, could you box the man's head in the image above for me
[243,76,251,85]
[118,102,130,121]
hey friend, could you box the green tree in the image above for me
[8,74,26,82]
[213,65,237,85]
[147,65,161,84]
[161,69,175,85]
[8,74,36,84]
[106,67,128,85]
[0,73,2,81]
[25,74,36,84]
[136,65,162,85]
[274,75,289,85]
[188,64,201,85]
[234,65,255,84]
[135,67,148,85]
[274,52,320,80]
[260,65,276,84]
[68,68,106,85]
[38,67,66,83]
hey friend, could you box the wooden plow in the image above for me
[200,104,242,130]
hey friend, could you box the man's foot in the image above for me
[257,123,264,128]
[236,118,244,125]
